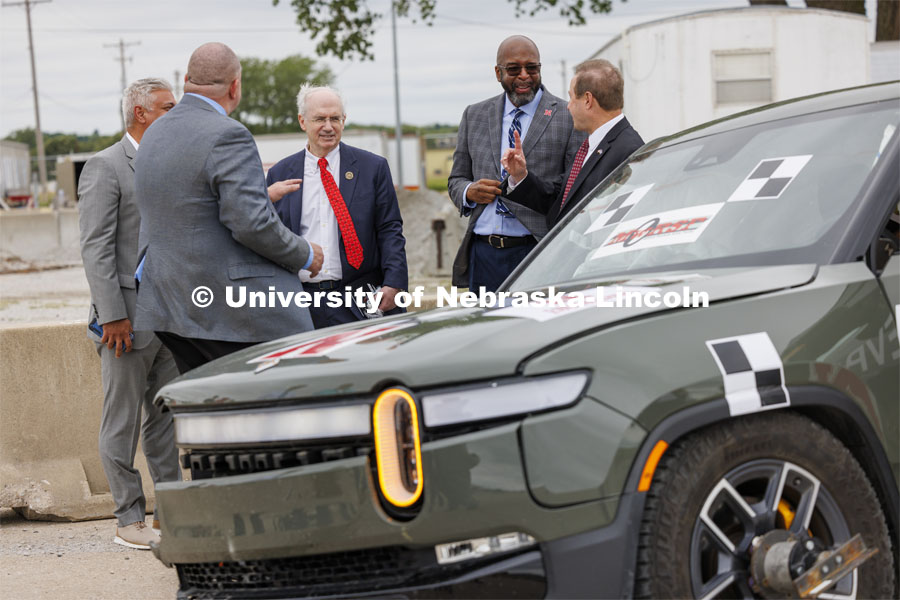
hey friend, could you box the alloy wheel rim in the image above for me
[689,459,857,599]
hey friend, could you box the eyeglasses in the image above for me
[497,63,541,76]
[310,116,345,125]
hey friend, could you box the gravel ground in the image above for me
[0,264,90,325]
[0,508,179,599]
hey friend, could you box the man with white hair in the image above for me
[78,77,179,550]
[266,84,407,328]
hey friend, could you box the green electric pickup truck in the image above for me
[152,82,898,599]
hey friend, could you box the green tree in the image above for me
[44,134,81,158]
[272,0,619,60]
[5,128,35,148]
[81,130,121,153]
[4,128,123,180]
[235,54,333,134]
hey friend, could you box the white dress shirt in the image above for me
[299,145,343,283]
[125,132,139,150]
[579,113,624,170]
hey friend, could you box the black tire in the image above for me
[635,411,895,599]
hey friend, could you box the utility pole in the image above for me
[174,69,182,99]
[561,60,567,95]
[390,2,404,188]
[2,0,51,206]
[104,38,140,131]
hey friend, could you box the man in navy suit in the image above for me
[266,84,408,329]
[501,59,644,227]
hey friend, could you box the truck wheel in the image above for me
[634,411,895,599]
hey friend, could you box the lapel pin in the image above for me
[345,171,354,180]
[544,109,552,116]
[597,149,603,155]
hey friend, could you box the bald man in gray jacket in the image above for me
[134,42,323,373]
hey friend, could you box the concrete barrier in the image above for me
[0,321,158,521]
[0,208,81,263]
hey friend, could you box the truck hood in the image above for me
[160,264,817,407]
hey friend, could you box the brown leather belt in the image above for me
[474,234,534,249]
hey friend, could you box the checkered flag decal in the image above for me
[706,332,790,416]
[726,155,812,202]
[587,184,653,233]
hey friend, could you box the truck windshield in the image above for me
[509,100,899,291]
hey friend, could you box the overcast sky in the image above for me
[0,0,878,138]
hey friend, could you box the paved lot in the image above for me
[0,265,90,325]
[0,509,179,599]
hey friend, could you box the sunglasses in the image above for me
[497,63,541,76]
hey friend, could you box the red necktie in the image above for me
[560,139,590,208]
[318,157,363,270]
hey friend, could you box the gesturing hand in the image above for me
[268,179,302,203]
[500,130,527,184]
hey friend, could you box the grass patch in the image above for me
[426,177,448,191]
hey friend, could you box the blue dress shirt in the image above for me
[467,89,543,237]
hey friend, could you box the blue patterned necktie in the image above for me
[501,108,524,180]
[498,108,525,217]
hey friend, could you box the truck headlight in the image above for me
[421,372,589,428]
[173,403,371,445]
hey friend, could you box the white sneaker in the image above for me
[114,521,159,550]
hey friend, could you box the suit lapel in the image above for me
[290,149,306,234]
[563,117,630,205]
[337,143,358,210]
[565,144,605,203]
[488,94,503,177]
[522,87,555,157]
[120,136,136,171]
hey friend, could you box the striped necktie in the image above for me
[500,108,524,180]
[560,138,590,209]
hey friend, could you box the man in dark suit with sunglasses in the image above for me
[448,35,583,292]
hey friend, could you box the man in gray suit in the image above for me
[79,78,179,550]
[134,42,323,373]
[449,35,584,292]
